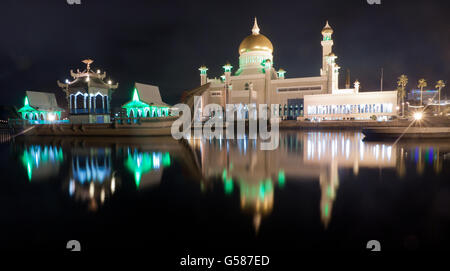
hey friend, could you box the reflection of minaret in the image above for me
[320,160,339,228]
[417,147,425,175]
[396,147,406,178]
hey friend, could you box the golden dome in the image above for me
[238,18,273,55]
[321,20,333,35]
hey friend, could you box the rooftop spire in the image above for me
[82,59,94,71]
[252,17,260,35]
[132,88,140,102]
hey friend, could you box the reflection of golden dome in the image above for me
[238,18,273,55]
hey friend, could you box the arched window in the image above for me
[75,93,84,109]
[244,83,249,90]
[95,94,103,110]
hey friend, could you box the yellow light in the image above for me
[413,112,423,121]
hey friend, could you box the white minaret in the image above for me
[199,65,208,85]
[321,21,334,76]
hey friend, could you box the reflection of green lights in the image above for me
[327,186,332,197]
[27,163,32,182]
[324,204,329,217]
[125,151,171,189]
[162,153,171,166]
[278,170,285,188]
[21,145,63,182]
[225,178,233,195]
[259,179,273,199]
[222,169,227,181]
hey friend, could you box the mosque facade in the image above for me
[189,18,398,121]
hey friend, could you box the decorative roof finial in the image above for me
[322,20,333,35]
[82,59,94,71]
[252,17,260,35]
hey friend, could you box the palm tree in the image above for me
[435,80,446,114]
[397,75,408,116]
[417,78,427,106]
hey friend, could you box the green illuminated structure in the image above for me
[122,83,171,118]
[18,91,64,123]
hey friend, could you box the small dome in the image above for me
[321,20,333,35]
[238,18,273,55]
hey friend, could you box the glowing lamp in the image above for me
[413,112,423,121]
[48,114,56,121]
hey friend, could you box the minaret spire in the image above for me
[252,17,260,35]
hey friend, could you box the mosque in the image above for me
[188,18,398,121]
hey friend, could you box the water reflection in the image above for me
[67,146,118,212]
[189,131,450,231]
[125,148,171,189]
[20,145,63,181]
[11,132,450,234]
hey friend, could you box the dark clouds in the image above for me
[0,0,449,109]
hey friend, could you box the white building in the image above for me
[185,18,397,121]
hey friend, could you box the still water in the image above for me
[1,131,450,251]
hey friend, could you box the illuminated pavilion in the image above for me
[57,59,118,124]
[122,82,170,118]
[18,91,64,123]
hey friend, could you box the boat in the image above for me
[14,116,178,137]
[362,126,450,140]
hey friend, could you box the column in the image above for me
[89,94,92,112]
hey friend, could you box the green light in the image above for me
[27,163,32,182]
[259,183,265,198]
[135,172,141,188]
[199,66,208,74]
[324,204,329,217]
[225,178,233,195]
[222,169,227,181]
[222,63,233,73]
[132,88,140,102]
[125,151,172,189]
[278,170,285,188]
[327,186,332,197]
[20,145,63,182]
[162,152,171,166]
[24,96,29,106]
[277,70,286,78]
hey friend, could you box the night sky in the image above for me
[0,0,449,110]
